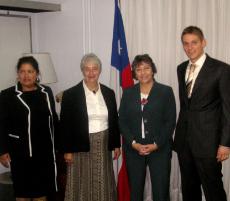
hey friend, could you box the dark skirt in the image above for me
[10,157,56,198]
[64,130,117,201]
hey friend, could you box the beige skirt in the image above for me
[64,130,117,201]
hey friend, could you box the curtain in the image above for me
[120,0,230,200]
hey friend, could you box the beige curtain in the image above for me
[120,0,230,200]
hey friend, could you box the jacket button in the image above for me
[143,119,148,123]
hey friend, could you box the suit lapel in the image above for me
[143,82,157,112]
[100,84,110,112]
[181,65,187,93]
[133,84,142,114]
[179,62,189,105]
[78,81,88,122]
[191,56,211,98]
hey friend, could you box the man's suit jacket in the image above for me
[119,82,176,154]
[58,81,120,153]
[174,55,230,157]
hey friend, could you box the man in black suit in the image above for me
[174,26,230,201]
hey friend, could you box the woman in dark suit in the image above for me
[59,53,121,201]
[119,54,176,201]
[0,56,58,201]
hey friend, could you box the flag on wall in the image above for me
[110,0,134,201]
[111,0,133,91]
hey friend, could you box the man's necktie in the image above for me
[186,64,196,97]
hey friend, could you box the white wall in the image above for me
[32,0,114,100]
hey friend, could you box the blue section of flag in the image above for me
[111,0,130,72]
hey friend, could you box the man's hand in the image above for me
[216,145,230,162]
[0,153,11,168]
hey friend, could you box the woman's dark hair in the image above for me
[16,56,40,74]
[131,54,157,79]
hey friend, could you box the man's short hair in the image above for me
[181,26,204,41]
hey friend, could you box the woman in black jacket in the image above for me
[119,54,176,201]
[0,56,58,201]
[59,53,121,201]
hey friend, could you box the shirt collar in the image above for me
[189,53,206,68]
[83,80,101,96]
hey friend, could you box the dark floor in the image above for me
[0,183,15,201]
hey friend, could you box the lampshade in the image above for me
[23,53,57,84]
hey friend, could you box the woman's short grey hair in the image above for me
[80,53,102,72]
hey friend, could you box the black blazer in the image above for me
[174,55,230,157]
[119,82,176,154]
[58,81,120,153]
[0,83,58,158]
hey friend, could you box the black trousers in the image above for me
[125,150,171,201]
[177,144,227,201]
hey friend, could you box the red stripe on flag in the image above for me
[110,1,134,201]
[117,151,130,201]
[121,64,134,89]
